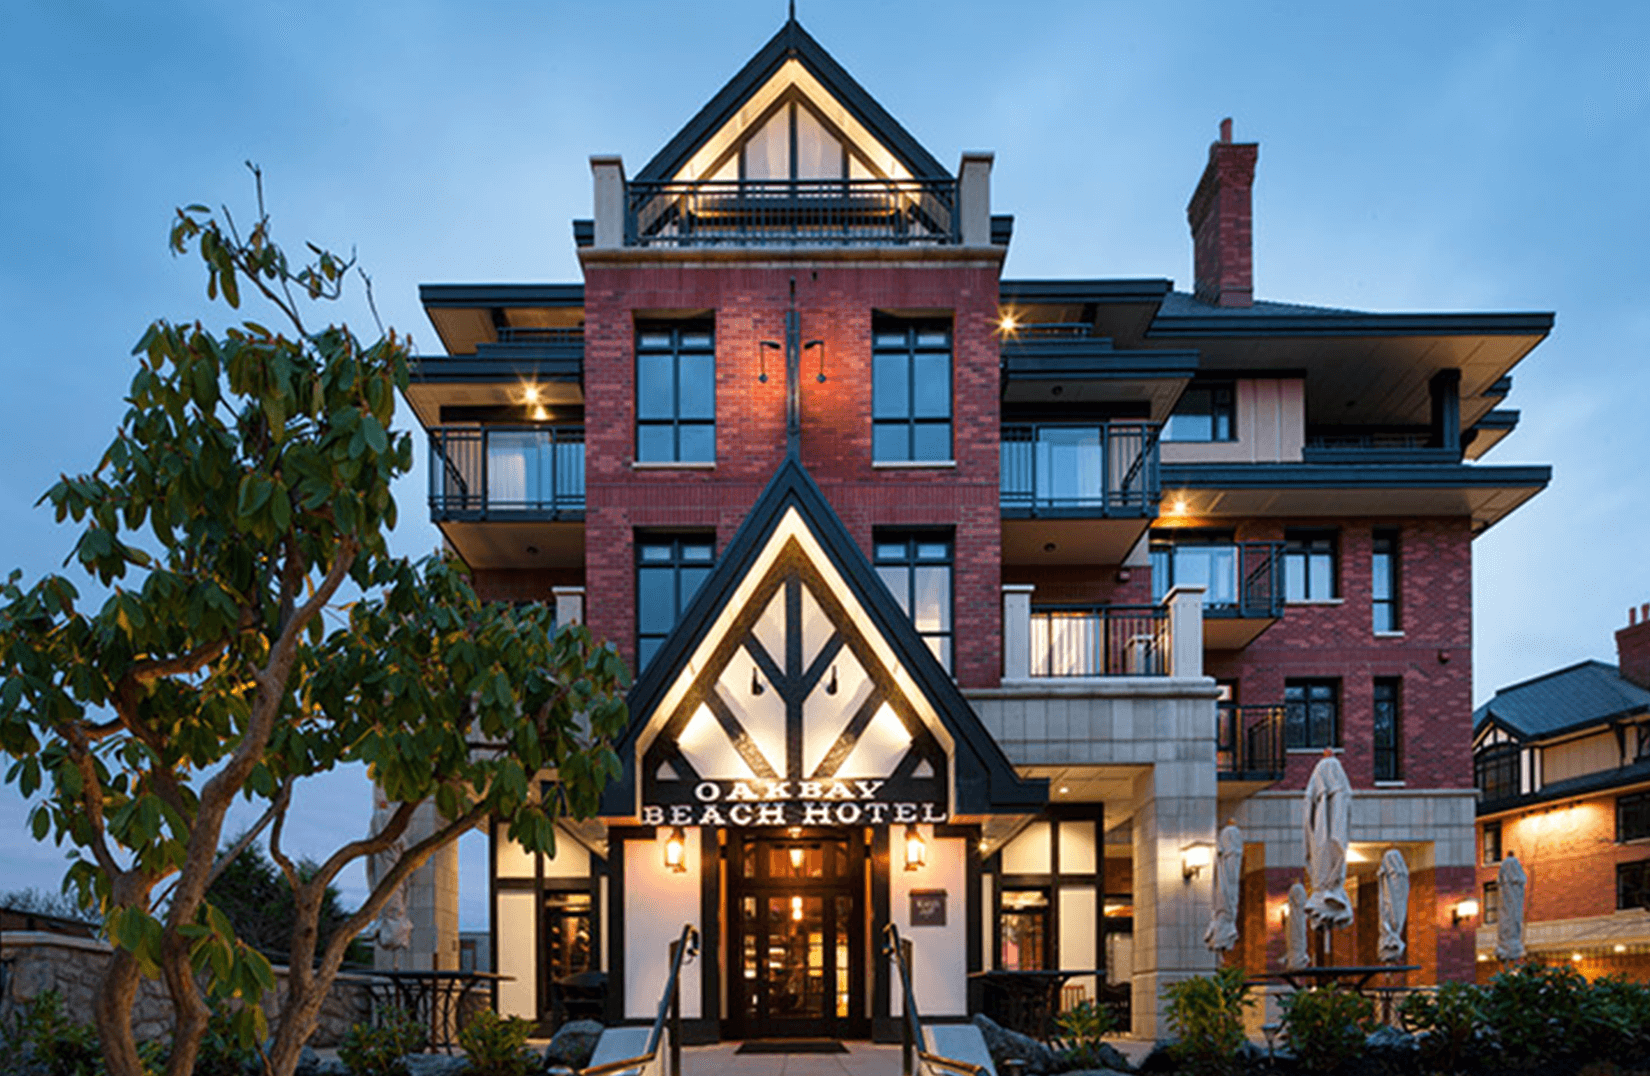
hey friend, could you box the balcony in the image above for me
[623,178,959,248]
[428,425,585,521]
[1000,421,1160,566]
[1028,604,1169,677]
[1302,432,1461,465]
[1217,703,1286,783]
[1153,540,1285,649]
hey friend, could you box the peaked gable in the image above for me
[601,457,1044,820]
[633,18,949,185]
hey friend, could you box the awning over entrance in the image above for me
[601,456,1046,822]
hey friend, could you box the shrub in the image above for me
[1163,966,1251,1076]
[456,1011,536,1076]
[337,1010,427,1076]
[1579,975,1650,1066]
[1052,998,1117,1071]
[1,991,102,1076]
[1279,986,1375,1073]
[1398,981,1484,1073]
[1480,961,1589,1068]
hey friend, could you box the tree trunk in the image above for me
[95,950,146,1076]
[161,931,211,1076]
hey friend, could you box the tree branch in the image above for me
[204,778,293,891]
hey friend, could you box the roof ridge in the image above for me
[1493,658,1617,696]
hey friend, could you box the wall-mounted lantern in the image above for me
[903,825,927,872]
[663,826,688,874]
[1452,898,1480,926]
[1181,841,1214,882]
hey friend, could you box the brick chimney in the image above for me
[1617,601,1650,689]
[1186,118,1258,308]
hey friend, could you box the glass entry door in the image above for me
[726,831,867,1039]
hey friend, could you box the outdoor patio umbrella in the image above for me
[1303,752,1354,929]
[1377,848,1409,963]
[1285,881,1310,970]
[1495,852,1527,962]
[368,787,415,962]
[1203,820,1243,953]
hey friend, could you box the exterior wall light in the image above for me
[903,825,927,871]
[1181,841,1213,882]
[1452,898,1479,926]
[663,826,688,874]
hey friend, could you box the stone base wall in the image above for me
[1,932,375,1046]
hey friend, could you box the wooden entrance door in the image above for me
[726,831,868,1039]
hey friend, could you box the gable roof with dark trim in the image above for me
[600,455,1046,819]
[633,17,950,185]
[1472,659,1650,742]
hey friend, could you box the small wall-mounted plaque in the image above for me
[909,889,947,927]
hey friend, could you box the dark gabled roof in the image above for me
[1149,290,1555,338]
[1473,660,1650,741]
[633,17,950,184]
[600,455,1046,818]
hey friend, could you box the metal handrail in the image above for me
[625,177,959,247]
[999,422,1160,516]
[1217,703,1286,777]
[578,924,699,1076]
[427,424,585,518]
[1028,603,1170,677]
[883,923,987,1076]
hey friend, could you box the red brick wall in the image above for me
[1477,799,1650,924]
[579,260,1003,688]
[471,567,584,604]
[1204,517,1475,792]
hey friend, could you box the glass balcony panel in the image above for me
[1034,428,1102,506]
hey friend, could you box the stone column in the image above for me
[590,155,626,249]
[957,152,994,246]
[1164,585,1205,678]
[1001,584,1034,681]
[1129,738,1219,1038]
[375,799,461,971]
[554,585,585,627]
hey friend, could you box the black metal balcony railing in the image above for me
[1153,540,1285,620]
[428,426,585,519]
[1029,604,1169,677]
[1217,704,1286,778]
[1000,422,1160,517]
[493,327,584,346]
[625,178,959,248]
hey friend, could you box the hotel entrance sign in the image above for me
[642,777,947,828]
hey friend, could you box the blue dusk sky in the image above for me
[1,1,1646,929]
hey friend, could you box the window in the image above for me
[729,98,853,181]
[1476,743,1520,803]
[1284,679,1340,749]
[874,532,952,670]
[1150,531,1238,609]
[872,319,951,462]
[998,889,1050,971]
[1483,881,1500,925]
[1482,820,1502,865]
[1372,529,1401,632]
[1620,791,1650,843]
[1163,382,1236,442]
[636,324,715,463]
[636,535,715,671]
[1373,678,1402,781]
[1284,529,1337,602]
[1621,861,1650,911]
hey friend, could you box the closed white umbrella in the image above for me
[1377,848,1409,963]
[1285,882,1310,970]
[1203,820,1243,953]
[1495,852,1527,962]
[1304,753,1354,929]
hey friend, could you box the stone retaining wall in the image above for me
[0,931,375,1046]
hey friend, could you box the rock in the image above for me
[1134,1042,1177,1074]
[293,1046,323,1076]
[972,1014,1061,1076]
[1364,1025,1418,1058]
[1060,1042,1134,1073]
[543,1020,605,1071]
[316,1060,348,1076]
[402,1054,471,1076]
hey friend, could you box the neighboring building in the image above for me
[1472,606,1650,981]
[401,15,1552,1039]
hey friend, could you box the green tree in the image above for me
[205,837,370,966]
[0,171,628,1076]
